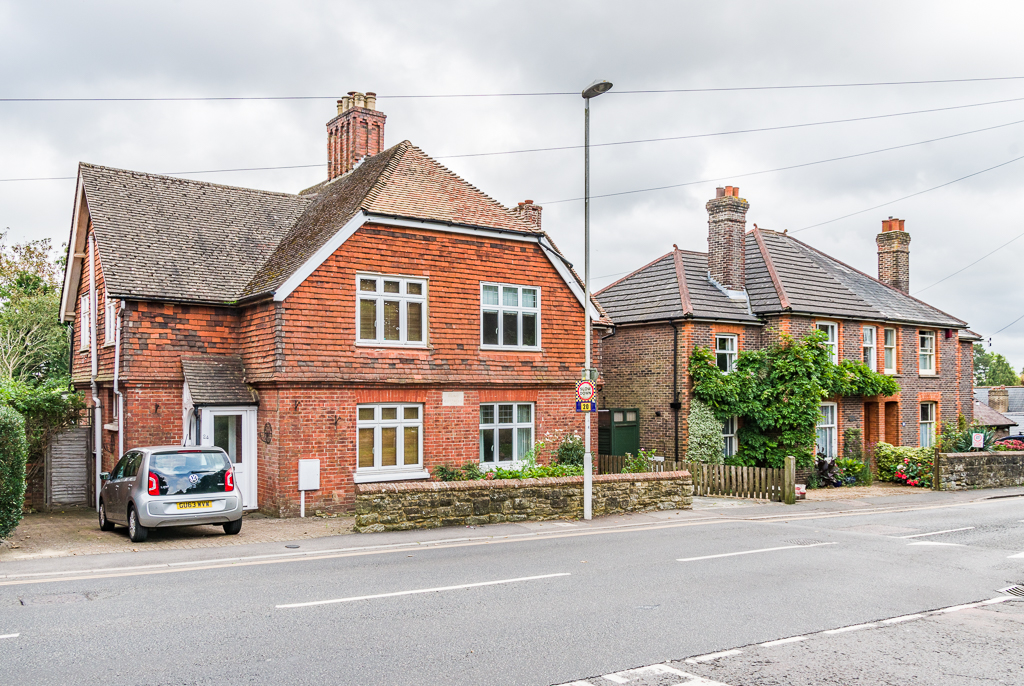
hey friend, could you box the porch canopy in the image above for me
[181,355,256,407]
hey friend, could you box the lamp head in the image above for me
[582,80,613,99]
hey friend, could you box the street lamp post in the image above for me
[582,79,612,521]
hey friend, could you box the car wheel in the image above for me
[223,518,242,535]
[128,506,149,543]
[98,500,115,532]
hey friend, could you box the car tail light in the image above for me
[148,472,159,496]
[225,469,235,491]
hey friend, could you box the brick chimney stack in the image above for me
[706,186,749,292]
[877,217,911,293]
[512,200,542,230]
[327,91,386,180]
[989,386,1010,413]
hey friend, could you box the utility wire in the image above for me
[7,98,1024,183]
[914,230,1024,295]
[991,312,1024,336]
[7,75,1024,102]
[540,117,1024,204]
[791,152,1024,233]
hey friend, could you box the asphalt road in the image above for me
[1,489,1022,686]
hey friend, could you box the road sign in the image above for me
[972,433,985,448]
[576,380,596,403]
[576,400,597,413]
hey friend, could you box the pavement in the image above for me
[0,484,1021,685]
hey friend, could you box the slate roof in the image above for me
[972,399,1017,428]
[78,141,542,305]
[975,387,1024,413]
[597,228,966,329]
[181,355,255,406]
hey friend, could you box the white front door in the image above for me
[200,407,258,509]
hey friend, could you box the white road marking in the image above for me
[601,675,629,683]
[678,542,836,562]
[0,633,19,639]
[1008,551,1024,558]
[685,649,743,663]
[933,602,984,613]
[760,635,809,646]
[881,613,927,624]
[980,596,1012,605]
[907,541,964,546]
[898,526,975,539]
[275,572,570,608]
[823,622,877,634]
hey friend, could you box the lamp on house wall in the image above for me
[582,79,612,521]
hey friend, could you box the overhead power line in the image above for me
[914,230,1024,295]
[6,75,1024,102]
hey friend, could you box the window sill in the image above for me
[353,469,430,484]
[480,346,543,353]
[355,342,430,350]
[918,372,938,377]
[103,422,118,432]
[102,341,115,348]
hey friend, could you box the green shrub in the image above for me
[432,462,484,481]
[555,434,585,466]
[0,405,28,540]
[874,442,932,487]
[432,460,583,481]
[939,421,995,453]
[685,398,724,464]
[621,448,658,474]
[835,458,865,486]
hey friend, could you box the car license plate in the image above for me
[177,501,212,510]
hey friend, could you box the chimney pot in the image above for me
[365,92,377,110]
[989,386,1010,413]
[512,200,543,230]
[716,187,726,198]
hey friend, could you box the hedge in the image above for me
[875,442,933,486]
[0,404,28,539]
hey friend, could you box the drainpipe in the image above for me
[114,300,124,459]
[669,320,681,460]
[89,234,102,511]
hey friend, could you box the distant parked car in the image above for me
[99,446,244,543]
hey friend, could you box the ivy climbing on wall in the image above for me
[690,330,900,469]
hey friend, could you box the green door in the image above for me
[605,408,639,456]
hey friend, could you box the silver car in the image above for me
[98,446,244,542]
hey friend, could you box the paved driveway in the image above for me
[0,507,354,561]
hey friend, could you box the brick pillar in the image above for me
[877,217,911,293]
[327,91,387,180]
[511,200,542,230]
[706,186,749,291]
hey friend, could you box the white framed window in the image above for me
[816,321,838,364]
[104,297,116,345]
[481,283,540,350]
[356,404,424,477]
[722,416,738,457]
[920,402,936,448]
[862,326,876,371]
[919,330,936,375]
[79,295,91,349]
[883,327,897,374]
[715,334,738,372]
[479,403,534,464]
[356,274,427,347]
[816,403,837,459]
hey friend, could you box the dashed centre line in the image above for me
[0,633,19,639]
[678,542,836,562]
[898,526,975,539]
[760,635,809,646]
[275,572,570,608]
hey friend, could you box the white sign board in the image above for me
[298,459,320,491]
[972,433,985,448]
[442,391,464,407]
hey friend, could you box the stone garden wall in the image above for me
[938,451,1024,490]
[353,470,693,533]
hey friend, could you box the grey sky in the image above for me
[3,0,1023,368]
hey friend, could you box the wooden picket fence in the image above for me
[596,455,793,503]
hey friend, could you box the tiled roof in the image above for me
[81,142,545,304]
[596,250,758,324]
[599,229,966,328]
[973,399,1017,427]
[975,387,1024,413]
[181,355,256,405]
[81,164,311,303]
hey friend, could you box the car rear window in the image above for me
[149,451,231,496]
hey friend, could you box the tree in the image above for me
[690,330,900,469]
[974,343,1018,386]
[0,404,28,540]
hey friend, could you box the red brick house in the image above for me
[59,92,608,516]
[596,186,976,466]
